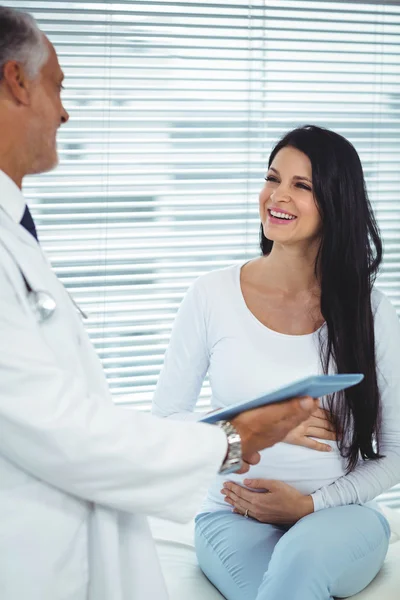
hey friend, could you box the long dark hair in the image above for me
[260,125,383,472]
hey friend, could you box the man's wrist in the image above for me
[230,417,253,457]
[216,420,242,474]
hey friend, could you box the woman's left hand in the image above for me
[221,478,314,525]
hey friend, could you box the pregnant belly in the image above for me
[205,441,347,510]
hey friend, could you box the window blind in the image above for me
[8,0,400,506]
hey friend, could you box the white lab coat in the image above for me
[0,206,227,600]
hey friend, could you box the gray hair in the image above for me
[0,6,49,81]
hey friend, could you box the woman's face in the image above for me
[259,146,322,248]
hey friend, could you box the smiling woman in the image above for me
[261,146,320,240]
[260,125,383,473]
[152,125,400,599]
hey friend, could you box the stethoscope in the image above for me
[0,232,88,323]
[21,271,88,323]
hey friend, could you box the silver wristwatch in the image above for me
[216,420,242,474]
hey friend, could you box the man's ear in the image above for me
[2,61,32,106]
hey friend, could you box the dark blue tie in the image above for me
[20,205,38,241]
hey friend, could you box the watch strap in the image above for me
[216,419,242,474]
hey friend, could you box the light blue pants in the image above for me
[195,505,390,600]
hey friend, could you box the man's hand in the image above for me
[283,407,337,452]
[231,396,318,462]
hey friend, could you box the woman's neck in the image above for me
[261,242,320,296]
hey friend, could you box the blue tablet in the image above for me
[200,374,364,424]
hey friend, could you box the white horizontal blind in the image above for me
[8,1,400,505]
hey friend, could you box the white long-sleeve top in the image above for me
[152,262,400,513]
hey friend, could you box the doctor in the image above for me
[0,7,318,600]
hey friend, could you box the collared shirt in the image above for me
[0,169,26,224]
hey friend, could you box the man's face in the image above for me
[26,36,69,175]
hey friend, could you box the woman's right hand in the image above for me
[283,407,337,452]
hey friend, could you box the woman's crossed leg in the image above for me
[195,505,390,600]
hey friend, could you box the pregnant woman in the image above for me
[152,125,400,599]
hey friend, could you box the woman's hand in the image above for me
[283,407,337,452]
[222,478,314,525]
[231,396,318,459]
